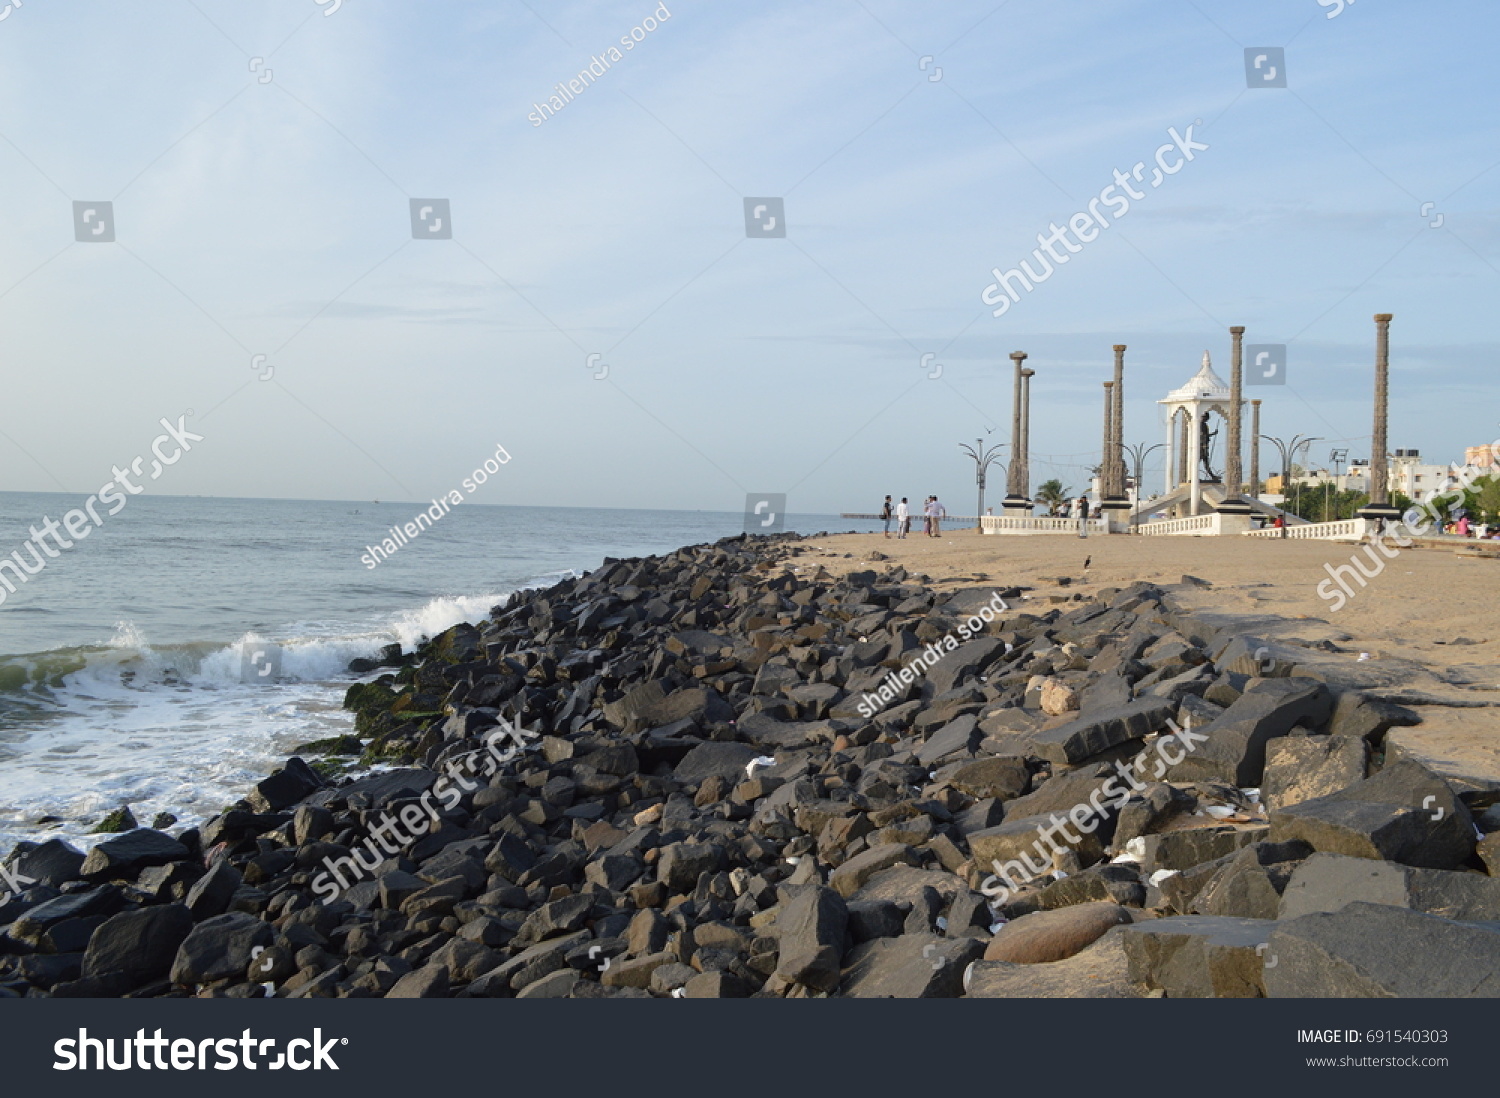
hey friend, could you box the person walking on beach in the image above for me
[880,495,893,538]
[896,497,910,539]
[931,496,945,537]
[1072,495,1088,538]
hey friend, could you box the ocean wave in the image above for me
[0,585,541,705]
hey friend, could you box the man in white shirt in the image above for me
[896,497,910,539]
[928,497,946,537]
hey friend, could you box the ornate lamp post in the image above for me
[959,438,1006,530]
[1262,433,1321,518]
[1123,441,1165,526]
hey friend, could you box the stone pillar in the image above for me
[1249,399,1262,498]
[1227,327,1244,494]
[1164,410,1175,498]
[1189,408,1202,517]
[1103,345,1130,530]
[1177,411,1189,490]
[1358,314,1401,520]
[1101,381,1114,498]
[1219,327,1253,516]
[1115,346,1126,493]
[1020,367,1035,499]
[1003,352,1031,515]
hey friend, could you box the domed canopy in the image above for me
[1162,351,1231,404]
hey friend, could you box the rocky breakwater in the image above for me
[4,534,1499,998]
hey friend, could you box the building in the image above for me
[1267,449,1495,501]
[1390,449,1467,499]
[1466,444,1498,468]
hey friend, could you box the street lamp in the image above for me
[959,438,1006,531]
[1123,441,1165,526]
[1328,447,1349,522]
[1261,434,1321,518]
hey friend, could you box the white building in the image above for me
[1389,449,1478,500]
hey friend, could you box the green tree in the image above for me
[1035,479,1070,514]
[1476,476,1500,524]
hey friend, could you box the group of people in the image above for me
[1046,495,1099,521]
[1445,514,1494,538]
[880,495,945,539]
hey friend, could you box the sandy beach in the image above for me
[800,527,1500,791]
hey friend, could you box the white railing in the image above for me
[1243,518,1372,541]
[1136,513,1222,536]
[981,516,1109,535]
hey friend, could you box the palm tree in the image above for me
[1035,478,1071,515]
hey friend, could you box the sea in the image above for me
[0,493,879,854]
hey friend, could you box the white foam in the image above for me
[0,588,524,852]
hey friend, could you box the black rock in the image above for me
[79,829,189,882]
[9,886,124,944]
[773,885,848,992]
[185,859,243,920]
[6,839,85,888]
[83,904,194,985]
[170,912,274,985]
[248,757,324,813]
[1265,902,1500,997]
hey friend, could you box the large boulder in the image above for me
[1265,902,1500,997]
[247,757,323,812]
[774,886,848,993]
[969,813,1107,891]
[966,931,1136,998]
[1190,841,1312,920]
[829,844,922,899]
[1129,825,1265,874]
[1025,698,1176,766]
[1119,915,1273,998]
[915,715,981,766]
[1163,678,1332,787]
[1279,852,1500,921]
[673,742,761,785]
[839,933,985,998]
[170,912,273,986]
[7,886,124,945]
[184,859,242,920]
[79,830,189,881]
[1262,735,1368,810]
[83,904,194,985]
[1268,760,1475,870]
[925,639,1006,697]
[1002,763,1117,823]
[983,902,1132,963]
[944,756,1030,802]
[5,839,85,888]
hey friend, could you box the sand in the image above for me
[793,526,1500,792]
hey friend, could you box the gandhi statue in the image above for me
[1198,411,1219,482]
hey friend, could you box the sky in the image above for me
[1,0,1497,516]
